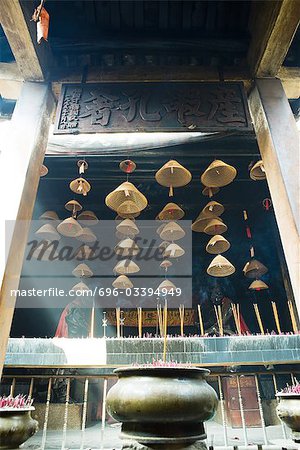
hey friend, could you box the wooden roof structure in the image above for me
[0,0,299,99]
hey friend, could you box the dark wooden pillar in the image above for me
[0,82,55,377]
[249,78,299,310]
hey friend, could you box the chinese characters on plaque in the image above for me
[54,82,252,134]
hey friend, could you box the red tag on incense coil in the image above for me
[119,160,136,174]
[246,226,252,238]
[263,198,272,211]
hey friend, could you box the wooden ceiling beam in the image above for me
[0,0,52,81]
[277,67,300,99]
[1,63,298,101]
[247,0,300,77]
[50,65,252,99]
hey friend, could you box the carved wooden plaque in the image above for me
[54,82,252,134]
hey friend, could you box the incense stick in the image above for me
[197,304,204,336]
[237,304,241,334]
[116,307,121,338]
[253,303,265,335]
[89,303,95,338]
[217,304,223,336]
[271,301,281,334]
[214,305,220,330]
[137,307,142,338]
[288,300,298,333]
[179,304,185,337]
[157,304,163,336]
[163,300,168,362]
[231,303,241,335]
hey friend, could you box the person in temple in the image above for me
[55,296,90,338]
[200,280,250,335]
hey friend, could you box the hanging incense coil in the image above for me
[65,200,82,213]
[202,201,224,217]
[160,221,185,241]
[77,211,99,225]
[105,181,147,212]
[119,159,136,174]
[31,240,58,261]
[159,241,170,254]
[249,280,269,290]
[57,217,82,237]
[39,211,59,221]
[74,245,94,261]
[155,160,192,196]
[114,238,140,257]
[204,218,228,235]
[156,223,167,236]
[158,203,185,221]
[201,160,237,188]
[71,281,90,292]
[207,255,235,277]
[206,235,230,255]
[163,243,185,258]
[40,164,48,177]
[250,160,266,181]
[77,160,88,174]
[75,227,97,243]
[202,186,220,198]
[160,259,173,270]
[70,177,91,196]
[116,219,139,238]
[114,259,140,275]
[36,223,61,241]
[157,279,176,293]
[72,263,93,278]
[112,275,133,289]
[191,212,216,233]
[243,259,268,278]
[117,200,140,218]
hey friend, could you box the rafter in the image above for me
[0,0,52,81]
[247,0,300,77]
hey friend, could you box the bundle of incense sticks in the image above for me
[163,300,168,362]
[253,303,265,334]
[137,307,143,338]
[197,304,204,336]
[214,305,223,336]
[157,304,163,336]
[231,303,241,335]
[288,300,298,333]
[179,304,185,337]
[116,307,121,338]
[271,301,281,334]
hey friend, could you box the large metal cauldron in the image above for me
[0,408,38,449]
[106,366,218,446]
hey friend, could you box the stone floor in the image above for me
[23,420,298,450]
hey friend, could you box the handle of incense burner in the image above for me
[197,304,204,336]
